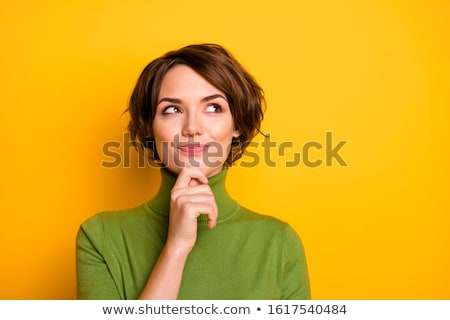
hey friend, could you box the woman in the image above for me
[76,44,310,299]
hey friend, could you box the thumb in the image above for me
[188,178,201,187]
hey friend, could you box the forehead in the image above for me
[158,65,225,100]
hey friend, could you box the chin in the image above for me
[202,166,224,178]
[164,161,224,178]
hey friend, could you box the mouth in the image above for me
[177,143,209,155]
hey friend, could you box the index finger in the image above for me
[173,168,208,189]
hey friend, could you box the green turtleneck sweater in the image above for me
[76,168,310,299]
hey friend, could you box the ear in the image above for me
[232,128,241,138]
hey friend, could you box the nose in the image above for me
[181,112,203,137]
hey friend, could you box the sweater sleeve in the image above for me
[281,224,311,299]
[76,215,121,300]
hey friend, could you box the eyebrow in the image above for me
[156,94,227,106]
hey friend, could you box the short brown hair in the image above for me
[127,43,265,167]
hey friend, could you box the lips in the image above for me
[178,143,209,155]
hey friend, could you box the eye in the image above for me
[162,106,182,114]
[204,104,222,113]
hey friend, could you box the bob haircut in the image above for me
[127,43,265,167]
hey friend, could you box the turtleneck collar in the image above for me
[146,168,240,223]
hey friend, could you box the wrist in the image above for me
[163,241,192,259]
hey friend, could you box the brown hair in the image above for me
[127,43,265,167]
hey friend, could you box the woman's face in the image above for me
[153,65,240,177]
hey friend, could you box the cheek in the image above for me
[152,123,172,161]
[152,121,176,142]
[210,118,235,141]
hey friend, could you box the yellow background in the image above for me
[1,0,449,299]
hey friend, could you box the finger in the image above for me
[172,184,213,198]
[188,178,200,187]
[207,215,217,229]
[197,203,218,229]
[178,201,217,223]
[173,168,208,189]
[175,193,216,206]
[177,196,218,229]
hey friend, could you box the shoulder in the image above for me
[78,202,151,236]
[238,210,309,273]
[235,206,303,242]
[238,206,292,227]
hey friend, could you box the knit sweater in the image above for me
[76,168,310,299]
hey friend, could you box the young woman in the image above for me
[76,44,310,299]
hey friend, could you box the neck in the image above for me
[147,167,239,223]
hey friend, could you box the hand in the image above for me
[166,167,218,254]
